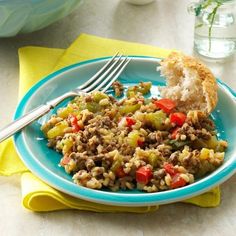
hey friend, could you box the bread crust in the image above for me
[159,52,218,114]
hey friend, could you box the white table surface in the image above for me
[0,0,236,235]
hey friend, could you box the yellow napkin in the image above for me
[0,33,221,212]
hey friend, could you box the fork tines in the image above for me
[78,53,131,93]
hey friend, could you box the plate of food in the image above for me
[14,53,236,206]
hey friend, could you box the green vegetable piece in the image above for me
[57,106,73,118]
[148,153,159,167]
[62,138,74,154]
[204,135,218,149]
[126,89,136,98]
[78,101,87,111]
[57,106,80,118]
[72,96,83,106]
[127,130,142,148]
[47,121,68,139]
[111,160,122,172]
[145,110,167,130]
[192,139,208,149]
[139,82,152,94]
[126,82,152,98]
[86,102,100,113]
[119,104,141,114]
[169,140,189,150]
[193,136,222,151]
[92,91,109,103]
[110,155,123,172]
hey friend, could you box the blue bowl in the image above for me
[14,56,236,206]
[0,0,83,37]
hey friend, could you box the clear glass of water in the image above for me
[189,0,236,59]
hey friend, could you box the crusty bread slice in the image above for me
[158,52,217,114]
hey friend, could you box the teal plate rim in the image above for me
[13,56,236,206]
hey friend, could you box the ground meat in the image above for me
[178,123,212,141]
[112,81,124,97]
[153,169,165,180]
[42,85,227,193]
[168,151,181,165]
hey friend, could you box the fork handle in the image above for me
[0,91,77,143]
[0,104,52,143]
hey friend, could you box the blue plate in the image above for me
[14,56,236,206]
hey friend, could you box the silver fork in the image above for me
[0,54,131,143]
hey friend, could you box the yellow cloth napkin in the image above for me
[0,33,221,212]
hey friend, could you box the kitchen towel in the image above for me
[0,33,221,212]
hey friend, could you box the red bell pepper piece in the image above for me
[163,163,177,176]
[136,166,153,185]
[154,98,176,113]
[171,127,180,139]
[70,115,78,126]
[137,138,145,147]
[170,173,187,189]
[70,115,80,132]
[170,112,186,126]
[116,166,126,178]
[72,125,80,133]
[126,117,136,127]
[60,155,71,166]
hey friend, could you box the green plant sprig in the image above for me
[194,0,225,51]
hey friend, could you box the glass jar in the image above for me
[124,0,155,5]
[189,0,236,59]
